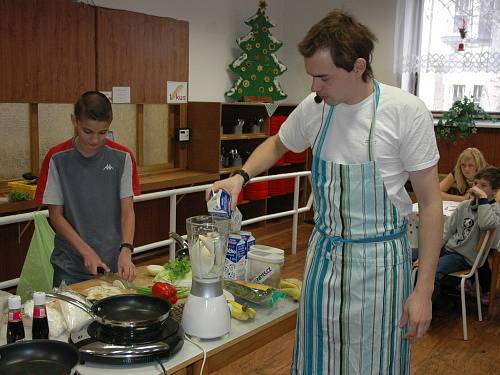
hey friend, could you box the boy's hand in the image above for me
[83,250,110,275]
[468,186,487,199]
[118,249,136,281]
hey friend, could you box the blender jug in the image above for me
[182,215,231,339]
[186,215,230,282]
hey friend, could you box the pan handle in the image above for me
[45,292,95,317]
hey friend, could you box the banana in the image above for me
[280,280,298,289]
[280,278,302,301]
[281,278,302,289]
[227,300,256,321]
[281,287,301,301]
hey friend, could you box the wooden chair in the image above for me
[449,228,497,340]
[412,228,497,340]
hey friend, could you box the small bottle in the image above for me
[6,295,25,344]
[32,291,49,339]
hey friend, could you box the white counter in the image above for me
[1,298,298,375]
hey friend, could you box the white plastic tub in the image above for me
[246,245,285,288]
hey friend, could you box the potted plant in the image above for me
[435,96,491,141]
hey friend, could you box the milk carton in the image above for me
[207,189,232,219]
[239,231,255,259]
[224,234,247,280]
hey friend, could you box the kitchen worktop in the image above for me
[1,267,299,374]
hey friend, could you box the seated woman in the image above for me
[440,147,488,202]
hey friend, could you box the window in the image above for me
[396,0,500,112]
[452,84,465,102]
[473,84,483,103]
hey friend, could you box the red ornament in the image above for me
[458,42,465,52]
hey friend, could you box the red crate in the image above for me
[284,150,307,164]
[270,115,287,135]
[269,178,294,196]
[243,181,269,201]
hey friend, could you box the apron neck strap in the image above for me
[314,79,381,160]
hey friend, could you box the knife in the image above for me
[97,267,134,289]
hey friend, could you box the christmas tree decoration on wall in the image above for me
[458,18,467,52]
[225,1,287,102]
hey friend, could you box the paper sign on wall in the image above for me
[167,81,188,103]
[112,87,131,104]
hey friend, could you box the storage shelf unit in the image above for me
[188,102,308,223]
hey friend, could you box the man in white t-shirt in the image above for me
[214,9,442,374]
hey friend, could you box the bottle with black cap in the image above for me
[314,94,322,103]
[32,291,49,339]
[6,295,25,343]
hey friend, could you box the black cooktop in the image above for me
[70,318,184,365]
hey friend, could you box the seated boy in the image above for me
[35,91,141,286]
[415,166,499,299]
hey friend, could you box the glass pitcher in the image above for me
[186,215,230,282]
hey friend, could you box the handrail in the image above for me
[0,171,312,290]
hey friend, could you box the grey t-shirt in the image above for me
[36,138,139,281]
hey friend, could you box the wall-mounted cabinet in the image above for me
[188,102,309,223]
[0,0,189,104]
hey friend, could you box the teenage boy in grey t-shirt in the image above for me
[35,91,141,286]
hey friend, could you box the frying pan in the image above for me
[46,292,171,330]
[0,339,79,375]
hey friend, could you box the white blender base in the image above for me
[182,293,231,339]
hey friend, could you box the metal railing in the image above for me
[0,171,312,290]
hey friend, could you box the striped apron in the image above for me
[291,81,412,375]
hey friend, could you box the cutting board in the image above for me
[70,266,154,296]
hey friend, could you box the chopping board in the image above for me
[70,266,155,296]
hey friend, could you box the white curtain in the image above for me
[394,0,424,93]
[394,0,500,94]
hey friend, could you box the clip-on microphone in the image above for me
[314,94,323,103]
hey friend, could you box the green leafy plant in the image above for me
[435,96,491,141]
[8,191,32,202]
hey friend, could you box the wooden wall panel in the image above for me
[436,128,500,174]
[0,0,95,102]
[96,8,189,104]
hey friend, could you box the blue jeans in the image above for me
[413,248,470,292]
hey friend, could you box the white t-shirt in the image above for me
[278,82,439,217]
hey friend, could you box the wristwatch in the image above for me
[230,169,250,187]
[120,243,134,253]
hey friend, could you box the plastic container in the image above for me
[243,181,268,201]
[8,181,37,199]
[269,178,294,196]
[246,245,285,288]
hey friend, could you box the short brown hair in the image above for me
[298,10,377,82]
[475,166,500,190]
[74,91,113,123]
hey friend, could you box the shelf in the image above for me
[221,133,268,140]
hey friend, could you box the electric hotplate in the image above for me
[70,318,184,365]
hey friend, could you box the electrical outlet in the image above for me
[176,128,191,142]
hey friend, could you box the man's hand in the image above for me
[82,249,110,275]
[117,249,136,281]
[400,289,433,341]
[209,175,246,210]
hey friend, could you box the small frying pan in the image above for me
[0,339,79,375]
[46,292,171,330]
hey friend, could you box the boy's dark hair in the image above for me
[475,166,500,189]
[298,10,377,82]
[74,91,113,123]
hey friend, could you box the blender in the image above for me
[182,215,231,339]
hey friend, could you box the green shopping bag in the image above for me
[16,212,55,303]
